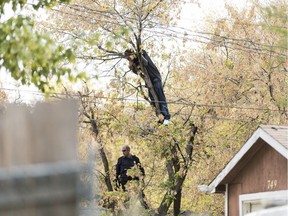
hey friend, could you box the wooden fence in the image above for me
[0,101,81,216]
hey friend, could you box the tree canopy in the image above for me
[0,0,82,92]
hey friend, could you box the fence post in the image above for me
[0,100,81,216]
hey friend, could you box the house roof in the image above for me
[260,125,288,149]
[207,125,288,193]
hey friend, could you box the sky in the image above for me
[180,0,249,29]
[0,0,250,104]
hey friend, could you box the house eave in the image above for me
[207,126,288,193]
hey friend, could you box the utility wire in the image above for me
[47,4,288,56]
[1,87,285,113]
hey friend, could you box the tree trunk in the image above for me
[173,174,187,216]
[91,119,113,192]
[174,187,182,216]
[157,122,198,216]
[99,145,113,191]
[157,191,174,216]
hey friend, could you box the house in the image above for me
[205,125,288,216]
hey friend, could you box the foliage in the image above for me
[259,0,287,53]
[45,0,184,70]
[0,0,82,92]
[0,0,70,14]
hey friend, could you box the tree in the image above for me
[46,1,199,214]
[40,0,287,215]
[0,0,83,92]
[45,0,185,113]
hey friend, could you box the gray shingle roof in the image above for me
[260,125,288,149]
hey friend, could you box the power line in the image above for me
[143,28,287,58]
[56,3,288,32]
[49,3,288,52]
[44,3,288,59]
[1,87,285,113]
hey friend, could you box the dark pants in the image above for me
[120,175,132,191]
[148,80,171,120]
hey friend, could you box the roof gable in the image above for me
[208,125,288,193]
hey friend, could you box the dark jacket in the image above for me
[130,50,162,82]
[116,155,145,180]
[142,50,162,82]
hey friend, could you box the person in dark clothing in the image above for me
[124,49,171,125]
[115,145,145,191]
[115,145,149,209]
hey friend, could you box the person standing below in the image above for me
[115,145,145,191]
[124,49,171,125]
[115,145,149,209]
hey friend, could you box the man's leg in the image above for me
[120,177,128,191]
[153,81,171,120]
[148,90,155,107]
[148,89,164,123]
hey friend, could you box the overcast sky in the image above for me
[180,0,249,29]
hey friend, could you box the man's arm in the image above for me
[129,61,138,74]
[141,49,159,72]
[129,62,145,79]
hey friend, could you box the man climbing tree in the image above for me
[124,49,171,125]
